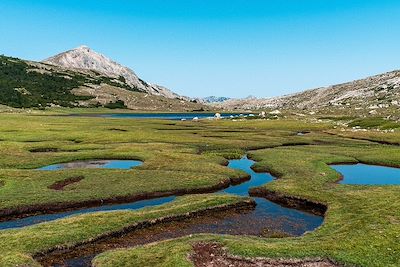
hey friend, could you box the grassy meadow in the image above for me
[0,112,398,266]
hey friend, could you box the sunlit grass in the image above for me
[0,113,398,266]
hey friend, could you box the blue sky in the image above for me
[1,0,400,98]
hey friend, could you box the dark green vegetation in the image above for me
[0,55,89,107]
[0,113,399,266]
[104,100,128,109]
[348,117,400,130]
[0,55,141,108]
[0,55,207,111]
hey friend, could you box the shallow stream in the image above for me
[29,157,323,266]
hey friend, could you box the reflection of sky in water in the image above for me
[0,197,175,230]
[56,158,324,267]
[37,160,142,171]
[223,157,322,235]
[222,156,274,196]
[2,157,322,235]
[332,164,400,185]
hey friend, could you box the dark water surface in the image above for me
[331,163,400,185]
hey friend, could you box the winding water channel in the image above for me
[1,157,325,266]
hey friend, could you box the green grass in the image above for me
[0,112,399,266]
[94,146,400,267]
[0,114,332,212]
[348,117,400,130]
[326,128,400,145]
[0,194,248,266]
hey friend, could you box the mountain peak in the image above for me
[43,46,180,99]
[74,45,92,53]
[44,46,113,71]
[77,45,90,49]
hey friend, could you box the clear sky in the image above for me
[1,0,400,98]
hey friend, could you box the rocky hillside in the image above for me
[198,96,231,103]
[0,55,205,111]
[44,45,180,99]
[216,71,400,113]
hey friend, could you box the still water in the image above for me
[331,163,400,185]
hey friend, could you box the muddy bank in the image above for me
[29,147,59,153]
[249,188,327,216]
[35,179,323,265]
[29,147,80,153]
[0,175,250,222]
[108,128,127,132]
[189,242,339,267]
[280,142,312,147]
[35,200,256,266]
[48,176,85,190]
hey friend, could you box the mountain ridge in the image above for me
[1,46,399,114]
[213,70,400,113]
[43,45,181,99]
[0,54,205,111]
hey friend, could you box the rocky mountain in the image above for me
[3,46,399,114]
[0,54,205,111]
[214,71,400,113]
[44,45,180,99]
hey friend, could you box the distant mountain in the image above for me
[44,45,180,99]
[214,71,400,113]
[4,46,399,114]
[200,96,231,103]
[0,54,206,111]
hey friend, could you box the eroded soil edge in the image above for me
[189,242,339,267]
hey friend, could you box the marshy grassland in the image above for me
[0,112,399,266]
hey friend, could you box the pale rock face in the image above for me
[213,70,400,111]
[43,45,180,99]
